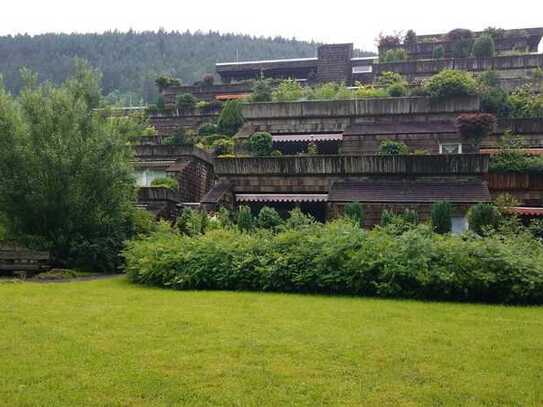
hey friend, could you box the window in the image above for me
[439,143,463,154]
[451,216,468,234]
[352,65,373,74]
[134,170,167,187]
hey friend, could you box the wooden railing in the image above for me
[215,154,489,176]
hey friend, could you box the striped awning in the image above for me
[236,194,328,203]
[506,207,543,216]
[272,134,343,143]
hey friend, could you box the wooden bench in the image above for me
[0,245,50,277]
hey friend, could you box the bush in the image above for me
[272,79,304,102]
[211,138,235,156]
[150,177,178,191]
[306,142,318,155]
[257,207,283,230]
[251,79,273,102]
[175,93,196,111]
[124,220,543,304]
[468,204,501,235]
[424,69,478,100]
[529,219,543,240]
[198,122,218,137]
[285,208,316,229]
[237,205,255,232]
[456,113,496,148]
[306,83,353,100]
[247,132,273,156]
[404,30,417,45]
[447,29,474,58]
[177,208,207,236]
[431,202,452,234]
[354,85,388,98]
[155,76,180,91]
[379,140,409,155]
[380,48,407,63]
[387,82,408,97]
[344,202,364,227]
[217,100,244,136]
[378,34,402,49]
[509,86,543,119]
[195,100,211,110]
[432,45,445,59]
[472,35,496,57]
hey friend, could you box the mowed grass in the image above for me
[1,278,542,406]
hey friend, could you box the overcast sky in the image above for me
[2,0,542,51]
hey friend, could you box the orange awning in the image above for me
[215,93,250,101]
[506,207,543,216]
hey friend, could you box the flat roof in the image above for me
[216,57,317,67]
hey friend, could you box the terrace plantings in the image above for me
[456,113,496,149]
[247,132,273,156]
[150,177,178,191]
[424,69,478,100]
[472,34,496,57]
[217,100,244,136]
[431,201,452,234]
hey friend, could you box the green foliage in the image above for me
[125,220,543,304]
[270,149,283,157]
[306,142,318,155]
[529,219,543,241]
[211,138,235,156]
[155,76,180,91]
[150,177,178,191]
[424,69,478,100]
[379,140,409,155]
[198,122,218,137]
[0,32,334,103]
[306,82,353,100]
[431,202,452,234]
[257,207,283,230]
[387,82,408,97]
[251,79,273,102]
[468,204,502,235]
[195,100,211,110]
[472,35,496,57]
[376,72,408,96]
[404,30,417,45]
[217,100,244,136]
[285,208,316,229]
[489,133,543,173]
[175,93,196,111]
[247,132,273,156]
[353,85,389,98]
[380,209,419,235]
[447,29,474,58]
[272,79,304,102]
[131,208,160,238]
[432,45,445,59]
[455,113,496,147]
[237,205,255,232]
[509,86,543,119]
[344,202,364,227]
[380,48,407,63]
[177,208,207,236]
[0,61,136,272]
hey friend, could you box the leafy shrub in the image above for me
[472,35,496,57]
[432,45,445,59]
[431,202,452,234]
[177,208,207,236]
[248,132,273,156]
[124,220,543,304]
[272,79,304,102]
[380,209,418,235]
[217,100,244,136]
[237,205,255,232]
[198,122,218,137]
[306,82,353,100]
[270,149,283,157]
[480,87,512,117]
[509,86,543,119]
[175,93,196,111]
[195,100,211,110]
[344,202,364,227]
[354,85,388,98]
[251,79,273,102]
[257,207,283,230]
[131,209,160,238]
[456,113,496,147]
[483,27,505,40]
[387,82,408,97]
[468,204,501,235]
[155,76,180,91]
[529,219,543,240]
[380,48,407,63]
[424,69,478,100]
[150,177,178,191]
[211,138,234,156]
[306,142,318,155]
[404,30,417,45]
[447,29,474,58]
[379,140,409,155]
[284,208,316,229]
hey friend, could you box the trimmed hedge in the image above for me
[124,221,543,304]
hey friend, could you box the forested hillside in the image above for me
[0,30,373,104]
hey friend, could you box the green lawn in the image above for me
[1,278,542,406]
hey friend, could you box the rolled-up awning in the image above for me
[506,207,543,216]
[272,134,343,143]
[236,194,328,203]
